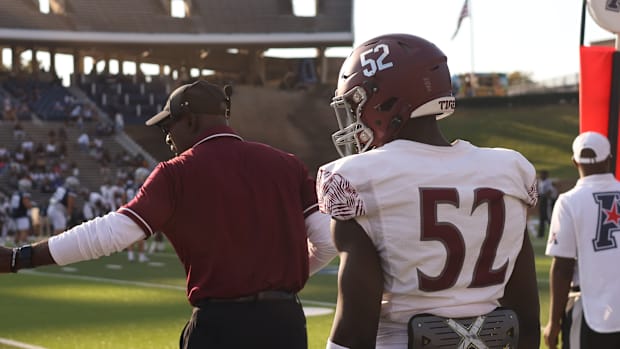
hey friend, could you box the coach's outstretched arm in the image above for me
[0,212,146,273]
[499,229,541,349]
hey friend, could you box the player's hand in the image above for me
[543,321,561,349]
[0,246,13,273]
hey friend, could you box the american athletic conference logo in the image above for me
[607,0,620,12]
[593,192,620,251]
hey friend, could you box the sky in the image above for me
[275,0,617,82]
[2,0,617,84]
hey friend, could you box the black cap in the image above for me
[145,80,231,126]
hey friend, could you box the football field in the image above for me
[0,237,552,349]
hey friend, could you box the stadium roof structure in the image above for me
[0,0,353,75]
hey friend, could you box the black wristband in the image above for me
[10,245,33,273]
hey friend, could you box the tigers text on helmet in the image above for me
[330,33,456,157]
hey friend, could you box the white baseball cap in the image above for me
[572,131,611,164]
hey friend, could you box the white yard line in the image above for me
[19,270,337,307]
[0,338,47,349]
[20,270,184,291]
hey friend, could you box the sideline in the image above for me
[0,338,47,349]
[19,270,337,309]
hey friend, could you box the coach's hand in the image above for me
[0,246,12,273]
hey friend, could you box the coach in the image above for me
[0,80,337,349]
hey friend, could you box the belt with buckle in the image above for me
[197,291,297,306]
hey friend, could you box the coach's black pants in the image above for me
[179,298,307,349]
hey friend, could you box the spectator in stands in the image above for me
[69,104,82,125]
[114,111,125,133]
[45,139,58,158]
[57,141,67,159]
[34,142,45,157]
[57,126,67,143]
[13,122,25,141]
[83,105,94,122]
[70,162,79,178]
[76,115,84,131]
[77,132,90,152]
[3,97,16,123]
[16,102,31,120]
[99,150,112,177]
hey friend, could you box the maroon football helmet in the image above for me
[331,34,456,157]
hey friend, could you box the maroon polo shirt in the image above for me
[118,125,318,305]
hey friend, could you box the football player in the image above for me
[46,176,79,236]
[317,34,540,349]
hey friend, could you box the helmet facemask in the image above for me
[330,86,374,157]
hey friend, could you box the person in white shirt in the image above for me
[538,169,555,238]
[544,131,620,349]
[317,33,540,349]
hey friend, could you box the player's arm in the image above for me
[0,213,146,273]
[499,229,540,349]
[67,194,76,216]
[328,218,383,349]
[543,257,574,349]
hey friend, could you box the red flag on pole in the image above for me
[579,45,616,134]
[579,45,620,176]
[452,0,469,40]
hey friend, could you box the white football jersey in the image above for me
[317,140,537,347]
[546,173,620,333]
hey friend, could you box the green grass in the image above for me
[0,249,340,349]
[0,236,554,349]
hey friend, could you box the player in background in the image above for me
[317,34,540,349]
[10,178,33,246]
[538,169,557,238]
[46,176,79,236]
[126,167,150,262]
[82,191,109,221]
[544,131,620,348]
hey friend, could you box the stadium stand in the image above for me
[0,0,72,30]
[0,0,353,243]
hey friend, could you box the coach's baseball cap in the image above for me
[572,131,611,164]
[146,80,230,126]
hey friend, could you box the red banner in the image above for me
[579,45,616,134]
[579,45,620,176]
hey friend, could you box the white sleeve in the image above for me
[48,212,146,266]
[545,195,577,258]
[306,211,337,275]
